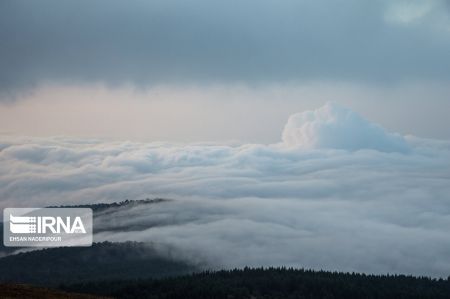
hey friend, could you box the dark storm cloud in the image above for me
[1,0,450,96]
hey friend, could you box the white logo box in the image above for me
[3,208,93,247]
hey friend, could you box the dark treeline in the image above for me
[62,267,450,299]
[48,198,167,211]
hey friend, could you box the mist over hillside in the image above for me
[1,104,450,277]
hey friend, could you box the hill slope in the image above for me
[62,268,450,299]
[0,241,197,286]
[0,283,109,299]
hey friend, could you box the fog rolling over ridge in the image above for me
[1,103,450,277]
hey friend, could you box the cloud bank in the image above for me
[1,104,450,277]
[282,102,409,152]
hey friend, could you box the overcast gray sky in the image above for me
[0,0,449,142]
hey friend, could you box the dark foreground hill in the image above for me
[0,241,197,286]
[0,283,110,299]
[62,268,450,299]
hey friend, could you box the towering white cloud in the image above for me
[282,102,409,152]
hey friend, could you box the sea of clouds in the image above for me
[1,103,450,277]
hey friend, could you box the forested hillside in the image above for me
[62,268,450,299]
[0,241,197,286]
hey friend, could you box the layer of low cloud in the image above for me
[1,104,450,277]
[1,0,450,98]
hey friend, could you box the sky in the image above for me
[0,0,450,142]
[1,0,450,277]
